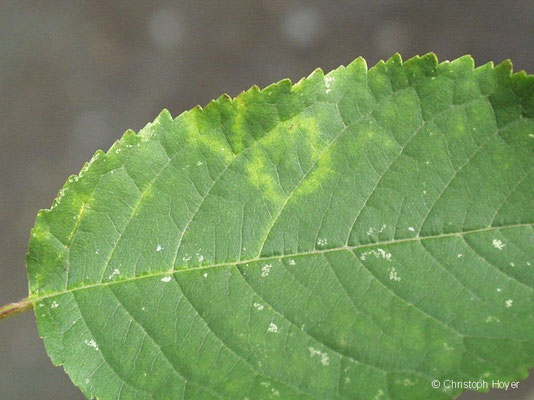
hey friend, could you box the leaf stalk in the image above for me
[0,298,32,321]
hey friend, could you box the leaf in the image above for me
[26,54,534,400]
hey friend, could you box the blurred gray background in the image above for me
[1,1,533,399]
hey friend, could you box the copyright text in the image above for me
[431,379,519,391]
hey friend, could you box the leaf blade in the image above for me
[29,54,534,400]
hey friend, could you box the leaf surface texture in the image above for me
[28,54,534,400]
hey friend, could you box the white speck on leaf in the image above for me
[396,378,416,387]
[261,264,272,277]
[271,388,280,397]
[196,161,203,166]
[486,316,500,323]
[288,259,296,265]
[84,339,99,351]
[317,237,328,247]
[108,269,120,280]
[408,226,415,232]
[156,244,163,252]
[95,249,99,254]
[510,262,515,267]
[377,248,391,260]
[51,301,59,309]
[389,267,401,281]
[161,276,172,283]
[369,224,387,235]
[182,254,191,262]
[457,254,463,258]
[196,253,204,262]
[492,239,505,250]
[308,347,329,366]
[203,273,208,278]
[254,302,264,311]
[325,76,335,93]
[267,322,278,333]
[497,288,502,292]
[505,299,513,308]
[360,248,392,261]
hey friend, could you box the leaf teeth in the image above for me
[450,54,475,69]
[347,55,368,71]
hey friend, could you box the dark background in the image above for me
[0,1,533,399]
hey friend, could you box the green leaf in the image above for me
[27,54,534,400]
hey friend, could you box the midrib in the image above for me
[29,222,533,303]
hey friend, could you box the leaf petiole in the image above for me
[0,298,33,321]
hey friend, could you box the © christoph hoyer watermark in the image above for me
[431,379,519,391]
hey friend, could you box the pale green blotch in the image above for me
[56,189,92,234]
[244,116,293,205]
[230,94,249,154]
[361,121,396,149]
[245,114,334,204]
[31,216,53,243]
[28,215,64,294]
[183,108,235,164]
[290,116,334,198]
[246,145,285,204]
